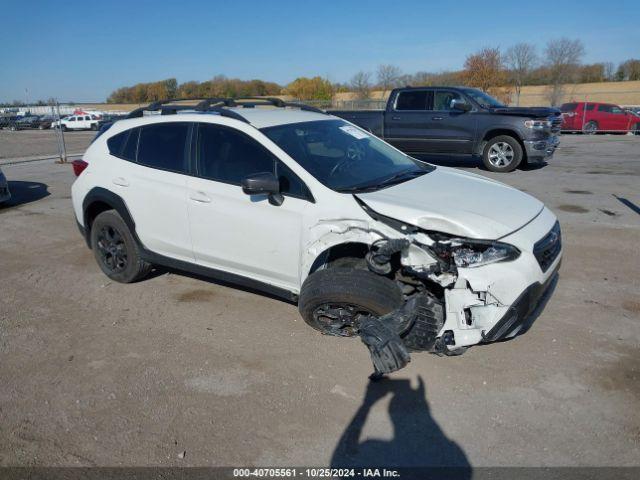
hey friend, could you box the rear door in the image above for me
[186,122,309,290]
[106,122,194,261]
[425,90,476,154]
[383,89,435,153]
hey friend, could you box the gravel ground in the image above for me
[0,135,638,469]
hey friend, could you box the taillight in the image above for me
[72,159,88,177]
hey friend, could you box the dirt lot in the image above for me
[0,135,639,469]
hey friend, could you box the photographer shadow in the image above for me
[331,376,471,477]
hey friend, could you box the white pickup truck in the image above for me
[52,114,100,131]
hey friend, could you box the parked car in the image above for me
[71,98,562,374]
[331,87,562,173]
[0,115,19,129]
[6,115,45,131]
[51,114,100,131]
[560,102,640,134]
[0,167,11,204]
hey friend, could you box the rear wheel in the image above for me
[583,121,598,134]
[61,125,67,132]
[632,123,640,135]
[91,123,98,131]
[90,210,152,283]
[299,268,403,337]
[482,135,522,172]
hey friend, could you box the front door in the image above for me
[186,123,309,290]
[424,90,476,154]
[384,89,436,153]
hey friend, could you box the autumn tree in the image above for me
[350,71,372,99]
[504,43,537,105]
[544,38,585,105]
[616,59,640,81]
[462,47,509,102]
[376,64,401,98]
[285,76,334,100]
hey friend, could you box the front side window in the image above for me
[69,117,76,122]
[585,104,595,111]
[434,91,464,111]
[560,103,577,112]
[461,88,504,109]
[262,119,433,192]
[597,105,612,113]
[137,123,189,173]
[197,123,274,184]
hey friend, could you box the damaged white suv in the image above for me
[71,99,562,376]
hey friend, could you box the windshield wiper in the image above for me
[336,169,428,194]
[377,169,427,187]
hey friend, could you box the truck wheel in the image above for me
[583,121,598,134]
[632,123,639,135]
[62,125,67,132]
[298,268,403,337]
[482,135,522,172]
[91,124,98,131]
[90,210,152,283]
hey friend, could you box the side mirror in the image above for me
[451,99,471,112]
[241,172,283,206]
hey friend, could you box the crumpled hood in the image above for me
[356,167,544,239]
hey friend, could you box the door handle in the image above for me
[189,191,212,203]
[391,116,401,120]
[432,116,444,121]
[112,177,129,187]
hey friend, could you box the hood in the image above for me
[489,106,560,118]
[356,167,544,239]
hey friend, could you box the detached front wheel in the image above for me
[298,268,403,337]
[482,135,522,172]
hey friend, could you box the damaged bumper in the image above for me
[439,208,562,350]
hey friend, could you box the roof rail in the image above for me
[126,97,327,122]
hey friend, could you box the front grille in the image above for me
[534,221,562,272]
[549,115,562,134]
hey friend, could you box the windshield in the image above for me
[463,89,505,109]
[261,120,433,192]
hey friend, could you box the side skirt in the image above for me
[140,249,298,303]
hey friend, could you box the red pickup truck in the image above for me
[560,102,640,134]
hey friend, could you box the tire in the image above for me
[632,123,640,135]
[91,123,98,131]
[38,124,44,130]
[9,125,17,131]
[583,121,598,135]
[62,125,67,132]
[90,210,152,283]
[298,267,403,337]
[482,135,522,172]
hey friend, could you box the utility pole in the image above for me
[53,101,67,163]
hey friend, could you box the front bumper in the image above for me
[524,135,560,162]
[440,207,562,349]
[482,263,559,342]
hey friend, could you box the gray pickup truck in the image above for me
[332,86,562,172]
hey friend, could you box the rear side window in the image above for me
[598,105,613,113]
[137,123,190,173]
[197,123,274,184]
[560,103,577,112]
[396,90,432,110]
[107,128,139,161]
[107,130,127,156]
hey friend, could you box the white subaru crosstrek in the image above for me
[71,99,561,375]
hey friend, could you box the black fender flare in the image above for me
[82,187,142,248]
[475,127,526,157]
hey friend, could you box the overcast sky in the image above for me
[2,0,639,102]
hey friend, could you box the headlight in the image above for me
[524,119,551,129]
[434,238,520,268]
